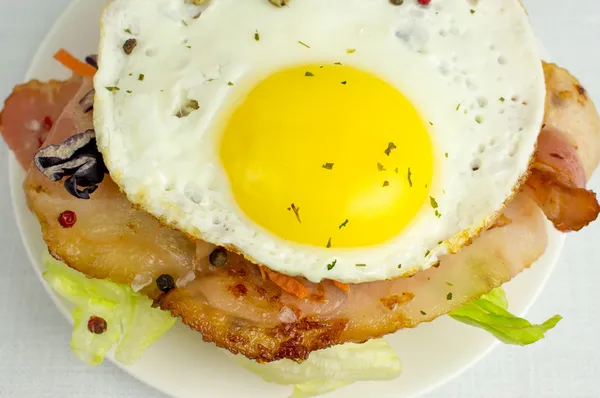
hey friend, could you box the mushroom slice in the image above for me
[34,129,108,199]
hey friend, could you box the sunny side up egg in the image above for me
[94,0,545,283]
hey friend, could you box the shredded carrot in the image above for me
[54,49,96,79]
[332,280,351,293]
[263,267,310,299]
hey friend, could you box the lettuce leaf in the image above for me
[42,254,176,365]
[450,288,562,345]
[229,339,401,398]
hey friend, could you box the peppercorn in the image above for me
[58,210,77,228]
[123,38,137,55]
[209,247,228,267]
[156,274,176,293]
[269,0,290,7]
[87,316,107,334]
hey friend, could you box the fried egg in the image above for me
[94,0,545,283]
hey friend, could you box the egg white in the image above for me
[94,0,545,283]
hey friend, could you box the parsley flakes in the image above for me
[326,238,332,248]
[382,181,390,187]
[377,162,386,172]
[322,163,334,170]
[298,40,310,48]
[339,219,349,229]
[384,142,397,156]
[447,292,453,300]
[105,86,120,92]
[407,168,413,187]
[430,197,439,209]
[305,71,314,77]
[327,259,337,270]
[288,203,301,223]
[254,30,260,41]
[355,263,367,267]
[138,74,145,81]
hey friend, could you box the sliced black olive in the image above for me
[85,54,98,69]
[34,130,108,200]
[79,89,95,113]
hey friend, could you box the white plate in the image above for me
[8,1,564,397]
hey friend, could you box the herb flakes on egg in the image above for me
[384,142,397,156]
[288,203,301,223]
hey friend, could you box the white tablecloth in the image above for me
[1,1,599,397]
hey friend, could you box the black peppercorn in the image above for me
[156,274,175,293]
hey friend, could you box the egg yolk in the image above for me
[219,64,433,248]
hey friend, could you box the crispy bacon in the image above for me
[525,63,600,231]
[0,76,84,168]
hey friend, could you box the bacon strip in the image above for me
[0,76,84,169]
[525,63,600,231]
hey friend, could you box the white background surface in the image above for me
[0,1,599,397]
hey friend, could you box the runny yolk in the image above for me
[219,64,433,248]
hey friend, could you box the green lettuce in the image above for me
[229,339,402,398]
[43,254,176,365]
[450,288,562,345]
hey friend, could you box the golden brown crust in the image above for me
[542,62,600,177]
